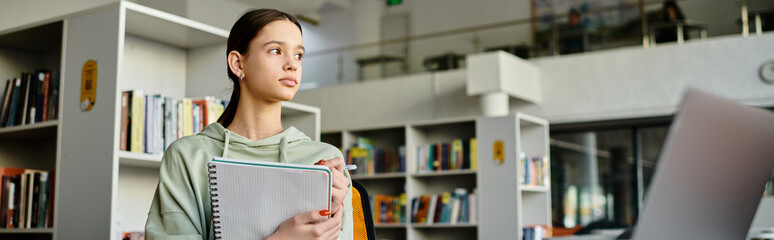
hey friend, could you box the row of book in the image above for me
[0,70,59,128]
[523,225,551,240]
[521,154,549,186]
[120,90,225,154]
[122,231,144,240]
[411,188,476,224]
[0,167,55,229]
[416,138,477,173]
[345,137,405,175]
[371,193,406,224]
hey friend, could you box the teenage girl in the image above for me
[145,9,353,240]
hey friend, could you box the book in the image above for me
[129,90,145,153]
[0,80,12,126]
[164,97,177,150]
[24,72,37,125]
[120,92,130,151]
[470,138,478,170]
[6,78,21,127]
[35,172,49,228]
[182,98,192,136]
[45,71,58,121]
[153,94,164,154]
[36,70,50,123]
[208,157,331,239]
[19,74,31,125]
[144,95,153,154]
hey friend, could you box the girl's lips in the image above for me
[280,77,297,87]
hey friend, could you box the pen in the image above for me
[344,165,357,171]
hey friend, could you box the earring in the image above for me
[239,73,244,83]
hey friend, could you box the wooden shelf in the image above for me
[351,172,406,180]
[411,169,476,178]
[0,121,58,140]
[411,223,477,228]
[0,228,54,234]
[520,185,548,192]
[118,151,162,168]
[374,223,407,228]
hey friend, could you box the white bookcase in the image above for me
[1,2,320,239]
[321,114,550,240]
[0,19,63,240]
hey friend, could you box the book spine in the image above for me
[183,98,192,136]
[25,72,37,125]
[20,74,31,125]
[6,78,21,127]
[0,176,8,228]
[0,80,10,126]
[40,72,49,122]
[144,95,152,154]
[120,92,130,151]
[130,90,145,153]
[208,163,222,239]
[29,173,40,228]
[7,178,15,228]
[36,172,48,228]
[45,72,58,121]
[154,95,163,154]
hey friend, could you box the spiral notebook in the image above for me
[208,157,332,239]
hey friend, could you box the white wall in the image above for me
[292,32,774,132]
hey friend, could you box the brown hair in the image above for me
[217,9,303,128]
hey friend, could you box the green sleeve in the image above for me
[145,143,208,240]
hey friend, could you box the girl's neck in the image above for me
[227,96,284,141]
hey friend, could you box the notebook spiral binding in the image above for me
[208,163,222,239]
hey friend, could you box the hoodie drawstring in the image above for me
[279,136,288,163]
[222,129,231,158]
[223,128,288,162]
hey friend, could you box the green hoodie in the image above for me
[145,123,353,240]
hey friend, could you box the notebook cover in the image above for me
[209,157,332,239]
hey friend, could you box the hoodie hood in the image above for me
[198,122,311,162]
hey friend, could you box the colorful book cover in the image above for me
[130,90,145,153]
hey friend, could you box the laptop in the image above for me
[632,88,774,240]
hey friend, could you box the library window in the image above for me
[549,123,670,231]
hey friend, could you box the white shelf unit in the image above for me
[319,114,550,240]
[0,17,64,239]
[477,113,551,240]
[0,2,326,240]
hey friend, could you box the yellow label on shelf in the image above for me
[493,139,504,166]
[80,60,98,112]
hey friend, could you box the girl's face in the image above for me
[241,19,304,103]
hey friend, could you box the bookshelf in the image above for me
[320,114,550,240]
[0,2,322,239]
[0,16,63,239]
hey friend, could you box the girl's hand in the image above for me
[316,157,349,214]
[267,208,343,240]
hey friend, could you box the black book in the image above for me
[11,175,20,228]
[29,173,40,228]
[0,80,11,126]
[441,143,450,170]
[46,72,58,121]
[25,72,37,124]
[462,139,470,169]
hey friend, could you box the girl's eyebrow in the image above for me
[262,40,305,52]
